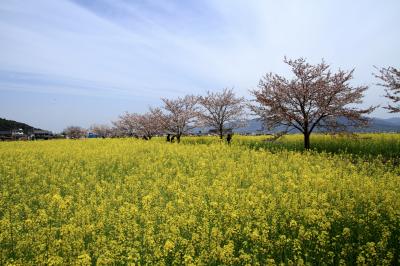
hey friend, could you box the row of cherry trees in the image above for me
[113,89,246,143]
[65,57,399,149]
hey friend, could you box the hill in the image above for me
[0,118,41,133]
[233,117,400,134]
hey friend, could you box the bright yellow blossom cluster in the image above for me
[0,136,399,265]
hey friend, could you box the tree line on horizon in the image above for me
[63,57,400,149]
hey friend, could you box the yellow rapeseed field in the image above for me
[0,136,399,265]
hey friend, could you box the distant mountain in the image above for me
[361,118,400,133]
[384,117,400,125]
[233,119,265,133]
[0,118,42,133]
[231,117,400,134]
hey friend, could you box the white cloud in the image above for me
[0,0,399,130]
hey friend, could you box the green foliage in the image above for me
[182,133,400,163]
[0,136,399,265]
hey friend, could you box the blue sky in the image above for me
[0,0,399,132]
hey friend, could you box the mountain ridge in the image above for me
[232,117,400,134]
[1,117,399,135]
[0,118,42,133]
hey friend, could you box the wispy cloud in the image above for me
[0,0,399,130]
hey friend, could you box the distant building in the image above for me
[0,130,12,139]
[87,132,98,138]
[31,130,53,140]
[0,128,53,140]
[0,128,24,140]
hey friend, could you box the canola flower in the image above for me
[182,133,400,162]
[0,136,399,265]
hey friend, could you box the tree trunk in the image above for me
[219,125,224,139]
[304,132,310,150]
[176,134,181,143]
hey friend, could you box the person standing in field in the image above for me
[226,133,232,145]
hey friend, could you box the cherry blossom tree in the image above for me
[198,88,246,139]
[114,108,163,139]
[251,57,376,149]
[161,95,198,143]
[89,124,112,138]
[113,113,138,137]
[63,126,87,139]
[374,66,400,113]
